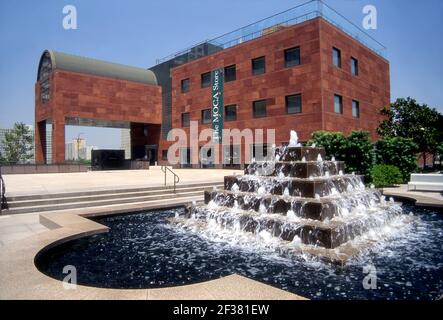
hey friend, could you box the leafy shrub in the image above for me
[374,137,418,182]
[308,131,347,160]
[371,164,403,188]
[345,131,375,178]
[309,130,374,178]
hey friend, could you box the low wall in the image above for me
[128,160,150,170]
[1,164,88,174]
[90,160,150,171]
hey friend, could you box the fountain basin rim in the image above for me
[8,203,300,298]
[1,207,304,299]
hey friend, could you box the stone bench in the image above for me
[408,173,443,191]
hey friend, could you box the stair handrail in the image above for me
[0,166,6,213]
[160,166,180,193]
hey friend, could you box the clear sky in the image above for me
[0,0,442,148]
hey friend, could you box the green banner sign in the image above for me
[211,68,224,144]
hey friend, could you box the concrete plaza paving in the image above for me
[3,167,243,196]
[1,168,242,246]
[0,212,48,247]
[382,184,443,208]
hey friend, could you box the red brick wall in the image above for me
[35,70,162,163]
[161,18,324,164]
[318,19,390,139]
[159,17,390,165]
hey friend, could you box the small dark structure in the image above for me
[91,150,125,170]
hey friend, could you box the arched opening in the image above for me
[37,51,53,104]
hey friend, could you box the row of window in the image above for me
[182,104,239,127]
[181,93,360,127]
[181,94,302,126]
[334,94,360,118]
[332,47,359,75]
[181,46,359,93]
[180,47,301,93]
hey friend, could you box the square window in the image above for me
[284,47,300,68]
[225,105,237,121]
[181,112,190,127]
[333,47,341,68]
[352,100,360,118]
[286,94,302,114]
[201,72,211,88]
[334,95,343,114]
[351,57,359,76]
[181,78,189,93]
[224,65,236,82]
[252,56,266,75]
[253,100,267,118]
[201,109,211,124]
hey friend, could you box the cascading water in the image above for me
[173,132,411,265]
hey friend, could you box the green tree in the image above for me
[1,122,34,164]
[377,97,443,168]
[375,137,419,182]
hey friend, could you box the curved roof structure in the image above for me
[37,50,157,85]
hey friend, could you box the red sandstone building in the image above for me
[35,1,390,168]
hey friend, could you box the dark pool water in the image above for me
[35,204,443,300]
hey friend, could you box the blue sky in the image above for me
[0,0,442,148]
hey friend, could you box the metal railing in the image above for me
[0,166,6,213]
[161,166,180,193]
[155,0,386,65]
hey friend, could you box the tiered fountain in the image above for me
[174,131,405,265]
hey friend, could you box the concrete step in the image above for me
[7,184,222,208]
[6,181,222,201]
[2,181,223,215]
[4,189,208,215]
